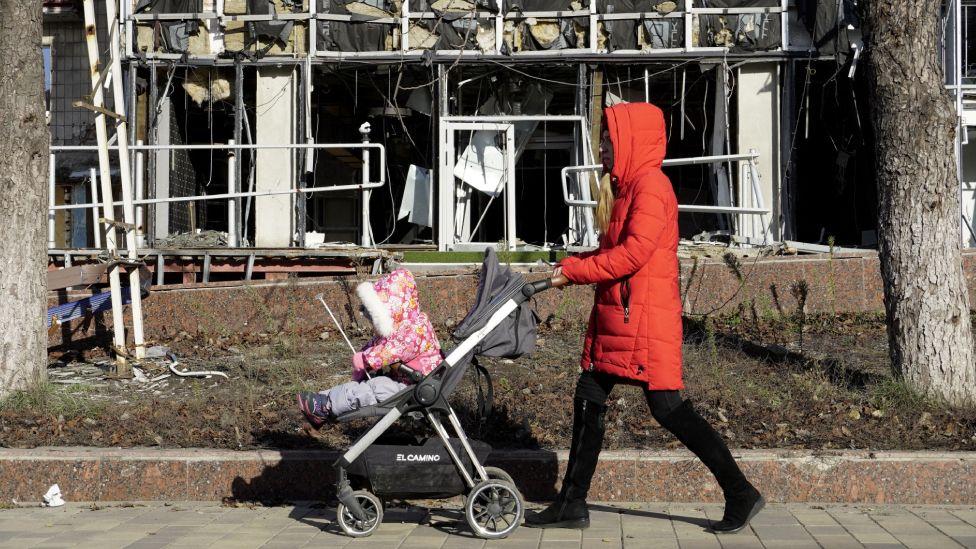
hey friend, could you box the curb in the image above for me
[2,448,974,505]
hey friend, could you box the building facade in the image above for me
[43,0,872,257]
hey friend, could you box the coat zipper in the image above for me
[621,278,631,324]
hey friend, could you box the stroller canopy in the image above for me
[452,248,539,359]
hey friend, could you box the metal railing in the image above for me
[560,150,772,244]
[48,141,387,249]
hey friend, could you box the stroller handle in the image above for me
[522,278,554,298]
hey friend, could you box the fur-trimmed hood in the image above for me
[354,268,441,383]
[356,269,422,338]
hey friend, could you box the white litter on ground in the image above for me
[42,484,65,507]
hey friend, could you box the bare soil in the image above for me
[11,313,976,451]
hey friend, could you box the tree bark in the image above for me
[865,1,976,406]
[0,0,49,396]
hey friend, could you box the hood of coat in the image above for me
[605,102,667,190]
[356,268,421,338]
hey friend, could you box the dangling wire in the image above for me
[543,119,548,248]
[203,69,214,190]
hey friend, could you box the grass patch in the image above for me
[0,382,106,419]
[870,378,932,413]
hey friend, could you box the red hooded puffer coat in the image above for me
[559,102,683,390]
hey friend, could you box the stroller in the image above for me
[331,248,552,539]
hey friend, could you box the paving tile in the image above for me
[582,540,622,549]
[582,529,621,541]
[952,538,976,549]
[541,527,582,542]
[714,533,765,548]
[888,534,962,549]
[854,536,903,546]
[804,537,864,549]
[440,538,488,549]
[750,524,816,538]
[22,502,976,548]
[802,524,850,536]
[951,510,976,528]
[624,538,677,549]
[121,542,170,549]
[673,540,721,549]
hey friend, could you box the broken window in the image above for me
[787,59,876,247]
[696,0,782,51]
[308,67,437,245]
[135,0,204,53]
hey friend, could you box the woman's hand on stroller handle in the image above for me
[551,267,569,288]
[522,272,570,298]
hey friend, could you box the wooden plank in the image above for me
[72,99,127,122]
[47,264,108,291]
[589,68,604,163]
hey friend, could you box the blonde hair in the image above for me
[593,173,615,234]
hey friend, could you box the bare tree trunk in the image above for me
[865,1,976,407]
[0,0,49,396]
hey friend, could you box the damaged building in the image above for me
[42,0,885,283]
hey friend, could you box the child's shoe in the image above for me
[297,392,331,428]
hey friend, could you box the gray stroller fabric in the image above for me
[452,248,538,359]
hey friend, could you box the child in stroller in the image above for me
[324,249,556,539]
[297,269,441,426]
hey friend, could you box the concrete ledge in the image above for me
[48,251,976,348]
[3,448,974,505]
[50,253,887,347]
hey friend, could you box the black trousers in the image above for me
[570,369,755,512]
[574,370,683,422]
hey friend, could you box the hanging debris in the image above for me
[182,68,232,106]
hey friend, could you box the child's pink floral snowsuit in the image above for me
[353,269,442,384]
[297,269,441,423]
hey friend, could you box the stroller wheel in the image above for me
[336,490,383,537]
[461,467,516,506]
[464,479,524,539]
[481,466,515,484]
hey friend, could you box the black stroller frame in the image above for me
[331,267,553,539]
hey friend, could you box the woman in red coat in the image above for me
[526,102,764,533]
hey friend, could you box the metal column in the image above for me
[360,123,373,247]
[227,139,239,247]
[82,0,129,369]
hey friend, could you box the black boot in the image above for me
[525,397,607,529]
[657,400,765,534]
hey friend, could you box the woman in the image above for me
[527,102,764,534]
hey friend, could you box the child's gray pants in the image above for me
[321,376,409,416]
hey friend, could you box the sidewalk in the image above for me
[1,502,975,549]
